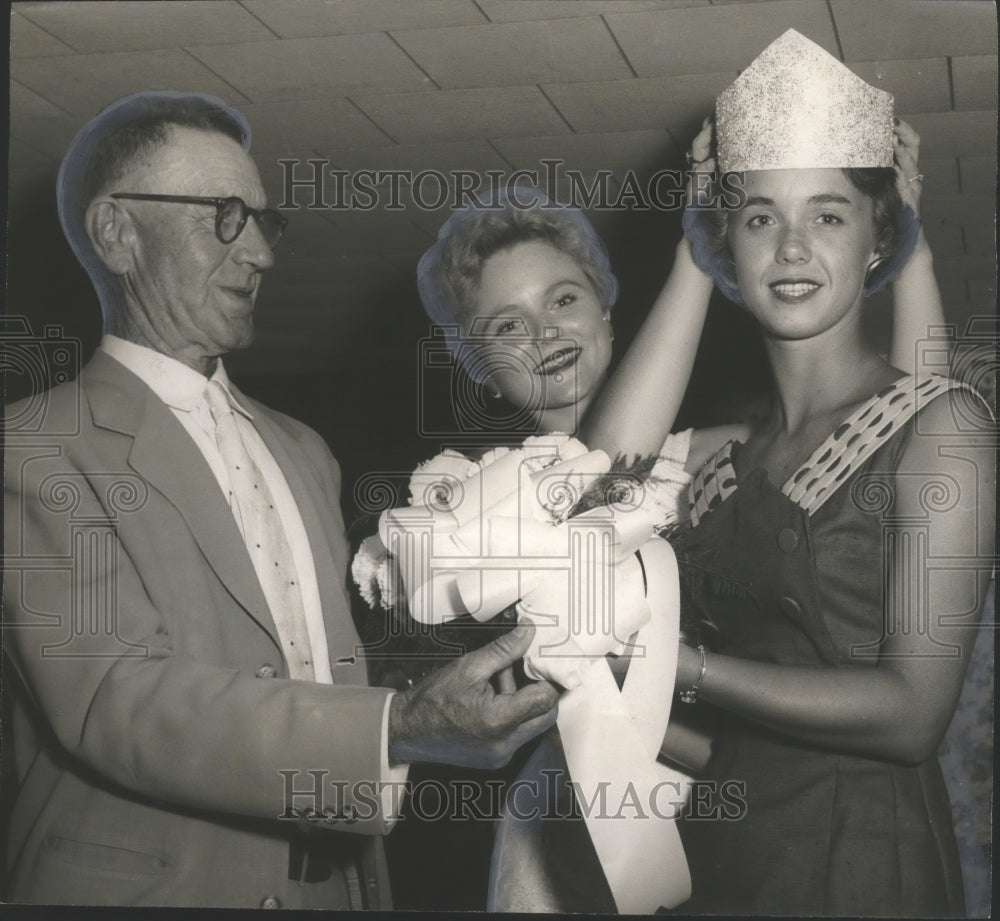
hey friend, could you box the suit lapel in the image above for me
[83,353,282,652]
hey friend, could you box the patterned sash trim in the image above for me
[688,440,738,528]
[688,375,975,524]
[782,374,968,516]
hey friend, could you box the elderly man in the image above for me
[3,91,558,909]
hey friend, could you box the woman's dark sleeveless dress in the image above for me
[677,375,967,917]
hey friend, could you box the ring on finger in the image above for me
[907,173,924,184]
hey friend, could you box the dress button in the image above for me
[255,664,278,679]
[780,595,803,619]
[260,896,282,909]
[777,528,800,552]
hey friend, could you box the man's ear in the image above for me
[85,199,135,275]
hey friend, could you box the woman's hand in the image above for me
[893,119,924,218]
[686,115,715,207]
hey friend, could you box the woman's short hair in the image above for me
[684,168,919,307]
[417,186,619,329]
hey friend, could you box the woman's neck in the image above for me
[763,319,898,435]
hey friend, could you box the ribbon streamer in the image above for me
[377,448,691,911]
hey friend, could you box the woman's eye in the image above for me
[746,213,774,228]
[816,212,843,225]
[495,318,521,335]
[554,293,578,309]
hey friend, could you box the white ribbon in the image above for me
[378,449,691,912]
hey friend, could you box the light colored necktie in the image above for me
[204,379,315,680]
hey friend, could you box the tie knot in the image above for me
[204,379,234,425]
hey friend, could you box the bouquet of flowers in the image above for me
[352,434,690,688]
[353,433,706,914]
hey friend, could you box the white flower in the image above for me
[352,534,391,610]
[477,445,511,470]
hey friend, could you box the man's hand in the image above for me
[388,622,560,769]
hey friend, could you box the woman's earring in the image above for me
[865,256,888,287]
[604,314,615,343]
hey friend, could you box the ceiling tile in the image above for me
[933,255,997,284]
[478,1,707,22]
[851,58,951,114]
[966,277,995,304]
[910,157,959,194]
[544,72,735,133]
[10,8,75,56]
[327,141,510,175]
[920,192,996,226]
[13,50,250,117]
[241,0,486,37]
[491,129,678,178]
[952,56,999,111]
[8,140,59,171]
[186,34,432,102]
[10,81,69,119]
[605,0,837,77]
[958,157,996,194]
[353,87,568,144]
[240,99,394,159]
[17,1,274,53]
[905,111,997,159]
[9,116,86,161]
[393,18,632,88]
[832,0,997,59]
[961,225,995,257]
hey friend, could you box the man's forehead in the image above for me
[131,124,263,197]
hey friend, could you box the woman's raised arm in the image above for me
[580,121,716,460]
[888,120,947,374]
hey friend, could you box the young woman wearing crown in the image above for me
[587,29,994,916]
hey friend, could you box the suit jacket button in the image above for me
[260,896,282,909]
[780,595,803,618]
[777,528,800,552]
[255,664,278,679]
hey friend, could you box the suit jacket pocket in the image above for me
[41,833,173,876]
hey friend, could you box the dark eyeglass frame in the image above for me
[110,193,288,248]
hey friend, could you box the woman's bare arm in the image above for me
[888,120,946,374]
[581,122,716,460]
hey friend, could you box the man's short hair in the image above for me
[57,91,251,320]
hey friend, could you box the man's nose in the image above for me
[231,216,275,270]
[776,225,811,264]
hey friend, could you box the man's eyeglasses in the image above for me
[110,193,288,248]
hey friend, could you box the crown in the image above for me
[716,29,894,172]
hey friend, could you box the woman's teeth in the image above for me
[771,282,819,297]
